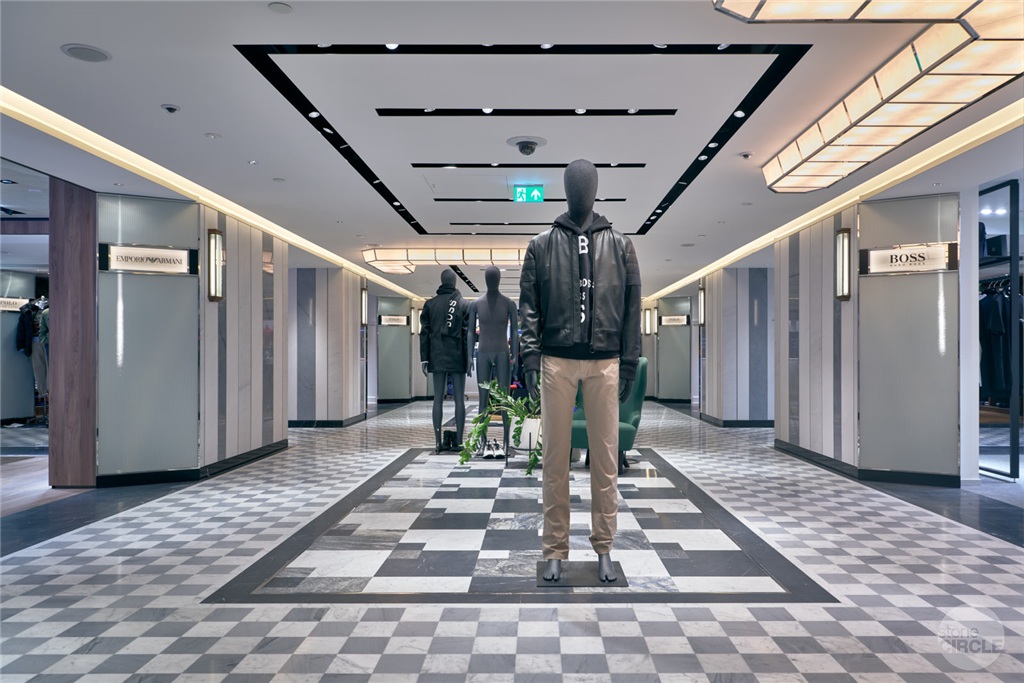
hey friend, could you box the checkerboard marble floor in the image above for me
[2,402,1022,682]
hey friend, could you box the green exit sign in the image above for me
[514,185,544,203]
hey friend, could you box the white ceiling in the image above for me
[0,158,49,218]
[0,234,49,271]
[1,0,1021,297]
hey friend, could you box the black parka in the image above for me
[420,284,471,374]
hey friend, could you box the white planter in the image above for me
[517,417,542,451]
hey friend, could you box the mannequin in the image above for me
[420,269,471,452]
[467,266,519,457]
[519,159,642,583]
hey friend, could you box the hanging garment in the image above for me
[980,292,1006,399]
[38,307,49,345]
[30,338,48,396]
[16,305,35,355]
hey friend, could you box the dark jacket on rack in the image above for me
[420,283,471,374]
[519,213,642,380]
[16,304,35,356]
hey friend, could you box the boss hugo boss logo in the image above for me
[578,235,589,254]
[862,243,956,276]
[889,252,928,265]
[446,299,457,328]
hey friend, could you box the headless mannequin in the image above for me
[467,267,519,456]
[529,160,629,583]
[422,270,469,452]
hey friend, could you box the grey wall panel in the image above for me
[250,223,263,448]
[798,229,811,447]
[295,269,316,421]
[97,195,199,248]
[749,268,769,420]
[237,223,252,456]
[776,241,787,441]
[736,268,749,420]
[274,238,286,443]
[262,232,274,446]
[315,268,328,421]
[656,297,690,400]
[788,235,800,442]
[841,207,859,466]
[288,267,297,420]
[225,218,239,461]
[378,297,412,401]
[859,193,960,248]
[809,222,823,453]
[201,208,217,467]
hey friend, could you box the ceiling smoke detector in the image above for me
[507,136,548,157]
[61,44,111,63]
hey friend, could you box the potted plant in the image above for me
[460,381,543,475]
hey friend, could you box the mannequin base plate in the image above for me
[535,561,629,588]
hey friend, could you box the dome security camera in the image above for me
[506,135,547,157]
[738,151,753,160]
[517,140,537,156]
[161,104,182,114]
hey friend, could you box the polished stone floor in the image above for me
[1,402,1022,682]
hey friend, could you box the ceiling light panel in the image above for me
[736,0,1024,194]
[364,248,529,274]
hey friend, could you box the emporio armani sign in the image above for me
[108,245,190,274]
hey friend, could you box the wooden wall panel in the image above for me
[1,219,48,235]
[48,177,96,487]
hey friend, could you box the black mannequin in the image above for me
[526,159,635,584]
[420,269,470,452]
[525,162,634,406]
[467,266,519,456]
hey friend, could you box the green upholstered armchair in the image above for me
[571,357,648,474]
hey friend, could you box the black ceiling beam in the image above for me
[379,108,675,117]
[413,163,646,169]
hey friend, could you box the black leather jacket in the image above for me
[420,284,471,374]
[519,221,642,380]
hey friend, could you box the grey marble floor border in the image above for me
[206,446,837,605]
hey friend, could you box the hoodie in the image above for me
[546,211,618,361]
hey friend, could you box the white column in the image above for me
[959,187,981,482]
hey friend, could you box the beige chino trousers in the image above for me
[540,355,619,559]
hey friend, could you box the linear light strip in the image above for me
[363,247,528,274]
[643,97,1023,302]
[0,87,425,301]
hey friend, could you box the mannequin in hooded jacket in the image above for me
[421,269,471,452]
[525,160,635,584]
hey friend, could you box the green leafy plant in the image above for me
[460,381,543,474]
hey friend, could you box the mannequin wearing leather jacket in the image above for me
[519,159,642,583]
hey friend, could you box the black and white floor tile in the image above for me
[1,402,1022,681]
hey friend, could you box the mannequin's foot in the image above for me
[542,559,562,581]
[597,554,617,582]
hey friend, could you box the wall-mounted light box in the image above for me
[835,228,851,301]
[208,229,224,301]
[698,287,706,326]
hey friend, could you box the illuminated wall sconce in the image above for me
[652,306,659,335]
[644,309,652,335]
[207,229,224,302]
[411,307,422,335]
[361,287,368,326]
[835,228,852,301]
[698,287,706,326]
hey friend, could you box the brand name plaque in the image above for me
[108,245,190,274]
[859,243,958,276]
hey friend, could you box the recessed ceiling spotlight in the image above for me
[443,165,458,169]
[655,209,663,213]
[0,179,15,185]
[392,201,400,206]
[268,2,292,14]
[322,128,334,134]
[61,43,112,62]
[113,183,124,187]
[308,111,320,118]
[372,179,381,184]
[627,109,639,114]
[317,43,331,48]
[339,144,349,149]
[204,132,221,139]
[248,160,258,165]
[273,177,285,182]
[482,108,494,114]
[995,208,1007,215]
[698,155,708,161]
[653,44,667,49]
[540,44,554,49]
[707,142,719,148]
[500,268,507,272]
[575,108,587,114]
[424,108,435,113]
[933,182,943,187]
[610,163,618,167]
[385,44,399,50]
[471,232,477,235]
[482,44,494,47]
[490,162,499,167]
[698,234,706,238]
[733,110,746,118]
[981,208,993,215]
[718,43,730,50]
